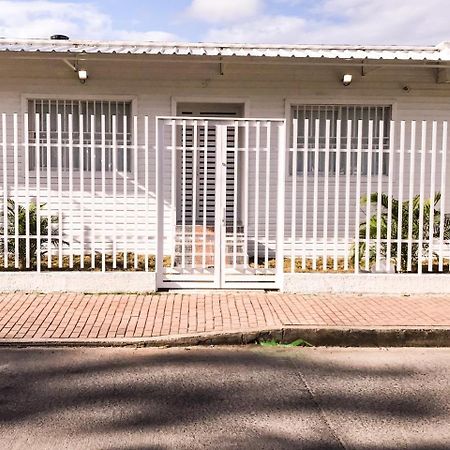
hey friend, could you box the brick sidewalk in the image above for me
[0,292,449,340]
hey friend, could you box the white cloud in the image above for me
[187,0,263,23]
[204,0,450,45]
[0,1,179,41]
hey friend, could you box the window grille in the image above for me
[291,104,392,176]
[27,99,132,172]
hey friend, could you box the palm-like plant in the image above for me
[0,199,62,269]
[352,192,450,272]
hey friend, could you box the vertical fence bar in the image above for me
[13,114,19,268]
[101,115,106,272]
[57,114,63,268]
[438,121,447,272]
[418,121,427,274]
[396,121,406,273]
[144,116,150,272]
[192,121,198,269]
[301,119,309,271]
[46,113,51,269]
[333,120,341,271]
[312,119,320,271]
[322,120,330,271]
[2,114,8,268]
[133,116,139,269]
[276,121,286,284]
[344,120,352,271]
[234,121,239,269]
[181,120,186,270]
[68,114,74,268]
[123,115,128,269]
[90,115,96,268]
[24,114,30,269]
[407,122,416,272]
[386,121,395,272]
[264,122,271,270]
[35,114,41,272]
[254,121,260,271]
[79,114,84,269]
[365,121,374,271]
[428,121,437,272]
[155,118,164,286]
[375,121,384,271]
[202,121,209,270]
[112,115,117,269]
[291,118,298,273]
[170,119,176,269]
[243,121,249,269]
[354,120,363,273]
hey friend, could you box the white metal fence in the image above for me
[0,113,449,278]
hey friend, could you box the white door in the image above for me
[156,117,286,289]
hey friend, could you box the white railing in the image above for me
[285,118,450,274]
[0,113,449,277]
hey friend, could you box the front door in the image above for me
[156,116,286,289]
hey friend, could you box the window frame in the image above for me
[22,94,138,176]
[285,98,397,179]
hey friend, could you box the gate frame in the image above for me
[155,116,286,290]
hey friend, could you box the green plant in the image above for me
[0,199,64,269]
[352,192,450,272]
[259,338,313,347]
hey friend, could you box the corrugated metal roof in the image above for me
[0,38,449,62]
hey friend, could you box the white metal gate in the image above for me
[156,117,286,289]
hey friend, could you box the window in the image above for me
[291,104,392,176]
[28,99,132,172]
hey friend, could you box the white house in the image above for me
[0,36,449,291]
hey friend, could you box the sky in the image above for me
[0,0,449,46]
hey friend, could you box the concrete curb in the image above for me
[1,326,450,348]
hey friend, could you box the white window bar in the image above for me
[438,122,448,272]
[333,120,342,271]
[428,121,438,272]
[291,118,298,273]
[407,122,416,272]
[365,121,374,272]
[396,121,406,273]
[264,122,271,270]
[418,121,427,275]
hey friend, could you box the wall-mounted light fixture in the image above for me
[77,69,88,83]
[342,74,353,86]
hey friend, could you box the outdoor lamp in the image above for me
[342,74,353,86]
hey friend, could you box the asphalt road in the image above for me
[0,347,449,450]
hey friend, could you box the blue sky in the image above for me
[0,0,449,45]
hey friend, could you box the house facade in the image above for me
[0,38,449,290]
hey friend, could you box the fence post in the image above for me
[276,121,286,287]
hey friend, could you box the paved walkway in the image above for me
[0,292,449,340]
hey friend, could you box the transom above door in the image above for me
[156,114,286,290]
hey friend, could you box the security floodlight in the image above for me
[78,69,88,83]
[342,74,353,86]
